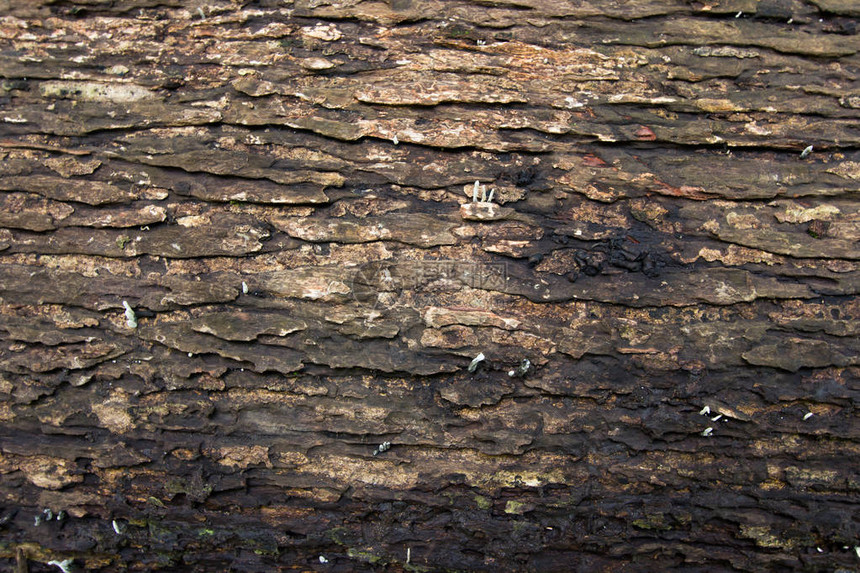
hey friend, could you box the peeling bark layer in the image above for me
[0,1,858,571]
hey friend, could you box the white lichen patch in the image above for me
[460,202,512,221]
[300,57,337,70]
[725,211,760,229]
[771,201,840,224]
[301,23,342,41]
[39,81,153,103]
[92,398,135,434]
[105,65,130,76]
[213,445,273,469]
[299,454,420,489]
[825,161,860,181]
[177,214,212,227]
[422,306,520,330]
[17,456,83,490]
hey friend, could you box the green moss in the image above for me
[474,495,492,510]
[116,235,131,249]
[147,520,173,542]
[511,520,537,536]
[165,476,213,501]
[445,24,475,39]
[347,547,385,565]
[504,500,529,515]
[632,513,671,531]
[327,526,350,546]
[146,496,166,508]
[279,38,302,49]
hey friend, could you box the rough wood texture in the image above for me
[1,1,859,571]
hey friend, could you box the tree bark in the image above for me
[0,1,858,571]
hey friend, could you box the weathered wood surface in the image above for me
[1,1,858,571]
